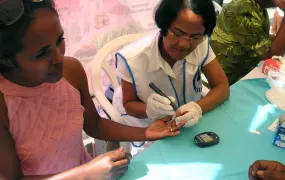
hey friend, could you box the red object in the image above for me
[262,58,285,75]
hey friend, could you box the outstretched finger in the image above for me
[163,130,181,137]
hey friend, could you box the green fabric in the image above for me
[121,79,285,180]
[211,0,271,85]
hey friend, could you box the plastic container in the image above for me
[273,113,285,149]
[267,70,285,93]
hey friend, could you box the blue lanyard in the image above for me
[168,59,203,107]
[167,60,187,107]
[182,60,187,104]
[168,76,181,107]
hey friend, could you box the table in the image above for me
[121,77,285,180]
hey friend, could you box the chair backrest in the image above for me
[91,33,146,121]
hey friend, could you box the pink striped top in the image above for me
[0,76,92,175]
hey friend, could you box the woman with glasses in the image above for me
[0,0,187,179]
[114,0,230,154]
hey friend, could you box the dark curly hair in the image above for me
[155,0,216,37]
[0,0,57,73]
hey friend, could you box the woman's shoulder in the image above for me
[63,56,87,91]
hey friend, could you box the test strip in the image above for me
[250,129,260,135]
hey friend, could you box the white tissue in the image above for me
[266,71,285,110]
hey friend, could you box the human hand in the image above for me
[146,93,175,120]
[174,102,202,127]
[248,160,285,180]
[144,116,186,141]
[83,147,130,180]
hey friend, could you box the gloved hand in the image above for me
[146,93,176,120]
[174,101,202,127]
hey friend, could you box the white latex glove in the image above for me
[175,101,202,127]
[146,93,175,120]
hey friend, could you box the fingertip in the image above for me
[171,131,180,136]
[257,170,264,176]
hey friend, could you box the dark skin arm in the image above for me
[64,57,146,141]
[65,57,182,141]
[121,79,147,119]
[196,59,230,113]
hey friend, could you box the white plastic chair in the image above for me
[91,33,146,122]
[91,33,146,151]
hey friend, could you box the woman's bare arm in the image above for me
[121,79,148,119]
[196,59,230,113]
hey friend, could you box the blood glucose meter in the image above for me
[194,132,219,148]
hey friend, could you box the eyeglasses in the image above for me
[0,0,43,26]
[168,29,205,42]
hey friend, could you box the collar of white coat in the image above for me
[147,32,203,79]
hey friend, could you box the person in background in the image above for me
[0,0,186,179]
[249,160,285,180]
[113,0,229,153]
[211,0,285,85]
[272,7,284,35]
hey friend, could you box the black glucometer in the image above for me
[194,132,219,148]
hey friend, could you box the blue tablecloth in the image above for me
[121,79,285,180]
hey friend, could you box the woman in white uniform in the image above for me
[114,0,230,153]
